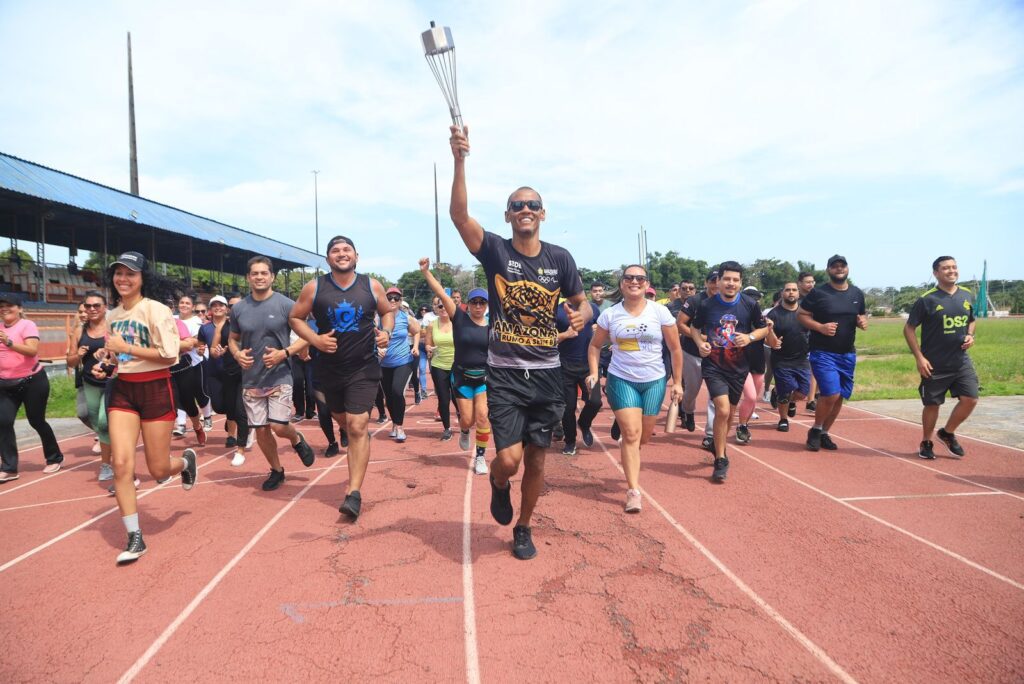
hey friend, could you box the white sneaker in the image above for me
[762,391,772,403]
[245,431,255,449]
[172,424,186,437]
[230,451,246,467]
[751,412,760,421]
[473,454,489,475]
[203,417,214,431]
[459,431,471,451]
[98,463,114,481]
[625,488,642,513]
[92,439,102,454]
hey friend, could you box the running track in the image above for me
[1,390,1022,682]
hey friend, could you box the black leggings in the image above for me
[291,358,316,417]
[430,365,454,430]
[173,363,209,418]
[0,370,62,473]
[208,372,249,447]
[560,363,603,444]
[381,361,415,426]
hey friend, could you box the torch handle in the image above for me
[451,117,469,157]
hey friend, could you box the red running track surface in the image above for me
[1,391,1022,682]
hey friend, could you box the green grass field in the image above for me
[853,317,1024,400]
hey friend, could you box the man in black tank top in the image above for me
[290,235,393,521]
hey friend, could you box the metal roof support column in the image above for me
[37,214,47,304]
[187,237,193,288]
[150,226,156,267]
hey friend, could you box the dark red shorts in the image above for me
[108,370,177,422]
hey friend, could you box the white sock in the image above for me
[202,403,212,418]
[122,513,140,534]
[176,410,187,426]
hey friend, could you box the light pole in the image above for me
[312,170,320,278]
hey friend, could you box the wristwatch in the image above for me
[3,338,12,348]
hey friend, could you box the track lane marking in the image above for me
[839,491,1005,502]
[461,442,481,684]
[0,457,100,497]
[593,436,858,683]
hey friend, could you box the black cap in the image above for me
[326,235,356,253]
[0,292,24,306]
[109,251,147,272]
[827,254,848,267]
[706,268,719,281]
[742,286,763,299]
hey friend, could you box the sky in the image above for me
[1,0,1022,288]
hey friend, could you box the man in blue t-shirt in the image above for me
[798,255,867,452]
[449,125,591,561]
[903,256,978,459]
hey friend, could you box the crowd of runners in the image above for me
[0,126,981,565]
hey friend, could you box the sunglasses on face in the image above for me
[469,299,487,305]
[507,200,543,212]
[386,295,402,302]
[84,303,103,309]
[622,274,647,283]
[195,309,207,314]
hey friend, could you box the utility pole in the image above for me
[127,32,139,196]
[312,170,320,255]
[434,163,440,264]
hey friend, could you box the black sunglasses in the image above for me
[621,274,647,283]
[83,303,104,309]
[507,200,543,212]
[468,298,487,305]
[386,295,402,302]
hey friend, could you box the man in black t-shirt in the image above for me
[676,270,719,436]
[903,256,978,459]
[766,282,811,433]
[555,300,603,456]
[798,255,867,452]
[449,125,591,561]
[690,261,767,483]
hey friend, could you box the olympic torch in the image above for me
[421,20,467,156]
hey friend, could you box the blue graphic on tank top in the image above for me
[328,301,363,334]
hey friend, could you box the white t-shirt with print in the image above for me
[597,300,675,383]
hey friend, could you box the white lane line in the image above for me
[0,452,227,573]
[788,417,1024,503]
[0,457,100,497]
[461,447,481,684]
[845,404,1024,453]
[12,428,94,454]
[734,445,1024,592]
[593,437,858,684]
[117,456,346,684]
[840,491,1006,502]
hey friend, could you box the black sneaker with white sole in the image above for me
[181,449,197,490]
[116,531,147,564]
[918,440,935,459]
[512,525,536,560]
[262,468,285,491]
[936,428,965,457]
[788,402,797,418]
[711,456,730,482]
[701,436,714,452]
[580,426,594,448]
[339,490,361,519]
[736,424,751,444]
[777,419,789,432]
[561,442,577,456]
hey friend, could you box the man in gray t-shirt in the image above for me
[228,256,315,491]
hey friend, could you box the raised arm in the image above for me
[449,125,484,254]
[419,257,457,319]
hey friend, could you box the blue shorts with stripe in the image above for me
[605,373,667,416]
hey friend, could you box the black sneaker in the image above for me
[324,442,340,458]
[225,436,237,448]
[711,456,730,482]
[684,412,696,432]
[489,474,514,526]
[116,530,147,565]
[736,424,751,444]
[918,440,935,459]
[936,428,965,457]
[806,427,822,452]
[769,388,778,409]
[512,525,537,560]
[611,421,621,441]
[580,425,594,448]
[339,490,361,519]
[788,402,797,418]
[441,428,453,441]
[777,419,789,432]
[293,433,315,467]
[552,425,564,442]
[262,468,285,491]
[701,436,714,452]
[376,414,388,424]
[181,449,197,490]
[820,434,838,451]
[806,400,817,412]
[562,442,577,456]
[340,431,349,448]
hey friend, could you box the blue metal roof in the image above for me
[0,152,322,270]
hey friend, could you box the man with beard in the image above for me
[228,257,316,492]
[590,281,613,312]
[798,255,867,452]
[690,261,766,482]
[289,236,392,519]
[797,271,818,413]
[449,125,590,560]
[766,282,811,432]
[903,256,978,459]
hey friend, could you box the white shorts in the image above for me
[243,384,293,427]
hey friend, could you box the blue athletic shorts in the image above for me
[773,365,811,400]
[808,350,856,399]
[452,371,487,399]
[605,373,667,416]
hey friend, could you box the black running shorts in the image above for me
[314,362,382,415]
[702,363,748,406]
[487,366,565,452]
[919,357,979,406]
